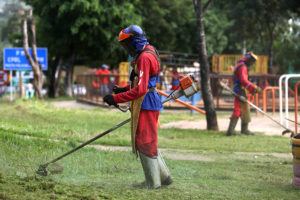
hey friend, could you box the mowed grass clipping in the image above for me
[0,99,299,199]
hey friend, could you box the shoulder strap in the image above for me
[138,47,160,75]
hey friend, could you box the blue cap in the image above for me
[101,64,109,69]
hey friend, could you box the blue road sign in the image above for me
[3,48,47,70]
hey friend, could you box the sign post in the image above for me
[3,48,47,100]
[10,70,12,101]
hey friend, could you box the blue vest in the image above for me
[233,61,246,93]
[141,75,163,111]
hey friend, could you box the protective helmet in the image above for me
[118,25,148,57]
[244,52,257,66]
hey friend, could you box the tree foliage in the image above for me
[25,0,141,66]
[216,0,299,72]
[1,13,23,46]
[137,0,197,53]
[274,18,300,72]
[3,0,298,78]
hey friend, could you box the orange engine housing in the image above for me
[180,75,193,90]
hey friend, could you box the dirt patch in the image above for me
[234,152,292,159]
[163,153,214,161]
[161,114,295,137]
[51,100,97,109]
[87,144,291,161]
[89,144,213,161]
[89,144,131,151]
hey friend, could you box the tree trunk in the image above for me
[266,21,275,74]
[48,55,59,97]
[18,71,23,97]
[193,0,218,130]
[54,58,63,97]
[48,56,63,98]
[22,9,43,99]
[64,54,75,97]
[242,40,246,54]
[65,65,74,97]
[267,34,274,74]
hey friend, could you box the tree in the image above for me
[274,18,300,73]
[136,0,197,53]
[22,8,43,98]
[220,0,298,73]
[249,0,290,72]
[25,0,141,97]
[193,0,218,130]
[1,12,23,47]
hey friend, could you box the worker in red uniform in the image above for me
[170,68,180,90]
[95,64,110,96]
[226,52,262,136]
[103,25,173,189]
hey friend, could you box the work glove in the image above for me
[254,86,262,94]
[113,85,127,94]
[103,94,116,106]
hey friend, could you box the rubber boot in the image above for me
[139,151,161,189]
[226,117,239,136]
[157,151,173,186]
[241,122,254,135]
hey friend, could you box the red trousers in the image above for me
[136,110,159,157]
[231,96,241,118]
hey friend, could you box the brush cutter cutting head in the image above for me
[282,129,295,137]
[36,164,48,176]
[36,162,64,176]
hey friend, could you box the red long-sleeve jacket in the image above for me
[233,61,256,93]
[113,46,159,104]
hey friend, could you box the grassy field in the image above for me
[0,99,299,199]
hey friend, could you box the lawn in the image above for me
[0,99,299,199]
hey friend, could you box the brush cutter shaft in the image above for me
[285,118,300,126]
[44,118,131,166]
[246,99,294,132]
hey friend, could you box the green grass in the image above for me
[0,100,299,199]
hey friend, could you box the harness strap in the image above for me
[148,88,156,92]
[131,47,161,82]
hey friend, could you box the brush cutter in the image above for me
[36,74,200,176]
[219,81,295,137]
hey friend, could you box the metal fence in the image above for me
[76,73,280,110]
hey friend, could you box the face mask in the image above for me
[245,58,255,67]
[120,38,138,57]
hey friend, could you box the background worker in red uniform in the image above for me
[95,64,110,96]
[170,68,180,90]
[226,52,262,136]
[103,25,173,189]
